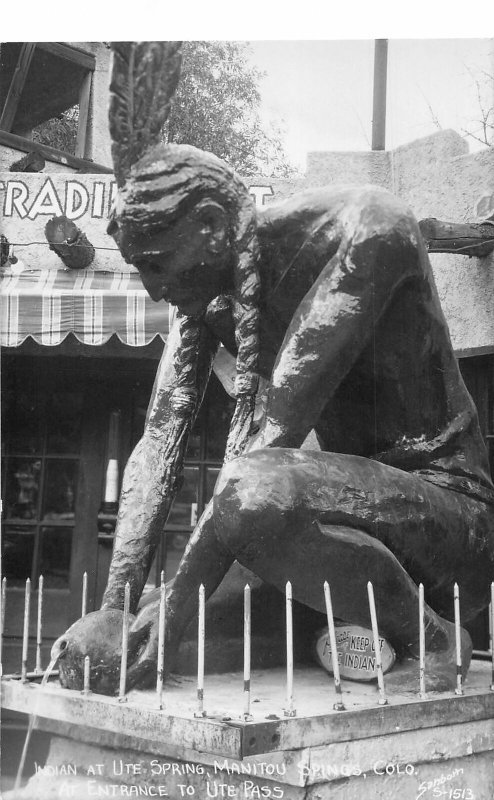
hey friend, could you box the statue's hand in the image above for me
[124,597,163,691]
[52,589,174,696]
[52,607,137,696]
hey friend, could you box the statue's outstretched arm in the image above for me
[255,191,424,450]
[102,317,219,613]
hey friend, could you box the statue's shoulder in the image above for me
[258,184,399,227]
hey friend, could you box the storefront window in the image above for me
[2,525,35,585]
[1,369,82,590]
[4,458,41,520]
[46,393,83,454]
[42,460,78,519]
[39,526,73,589]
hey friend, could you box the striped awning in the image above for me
[0,268,170,347]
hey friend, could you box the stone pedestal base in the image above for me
[3,662,493,800]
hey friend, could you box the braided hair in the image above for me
[116,143,261,460]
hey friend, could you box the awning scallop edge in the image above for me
[0,269,170,347]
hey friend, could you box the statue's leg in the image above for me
[213,448,493,690]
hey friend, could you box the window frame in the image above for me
[0,42,99,165]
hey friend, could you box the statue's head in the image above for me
[108,43,260,459]
[111,143,256,319]
[110,142,261,457]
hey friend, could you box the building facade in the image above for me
[1,42,493,685]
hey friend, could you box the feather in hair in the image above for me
[109,41,182,187]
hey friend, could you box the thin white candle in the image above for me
[22,578,31,682]
[35,575,44,674]
[195,584,206,717]
[118,583,130,701]
[367,581,387,705]
[454,583,463,696]
[243,584,251,718]
[284,581,296,717]
[1,577,7,672]
[490,583,494,692]
[81,572,88,617]
[104,459,119,503]
[1,577,6,634]
[83,656,91,695]
[419,583,426,699]
[156,579,166,709]
[323,581,345,710]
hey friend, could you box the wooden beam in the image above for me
[36,42,95,72]
[419,218,494,258]
[0,130,112,173]
[0,43,37,132]
[455,345,494,359]
[75,71,92,159]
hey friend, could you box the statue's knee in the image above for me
[213,451,293,548]
[214,453,272,515]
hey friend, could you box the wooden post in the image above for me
[371,39,388,151]
[75,71,92,159]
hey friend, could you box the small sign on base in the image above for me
[314,624,396,682]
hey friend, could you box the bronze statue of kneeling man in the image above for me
[53,43,494,696]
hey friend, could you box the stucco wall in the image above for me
[306,149,392,191]
[390,133,493,355]
[264,131,493,354]
[0,173,126,272]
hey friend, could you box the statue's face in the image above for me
[120,205,233,317]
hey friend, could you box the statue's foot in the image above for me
[384,620,472,694]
